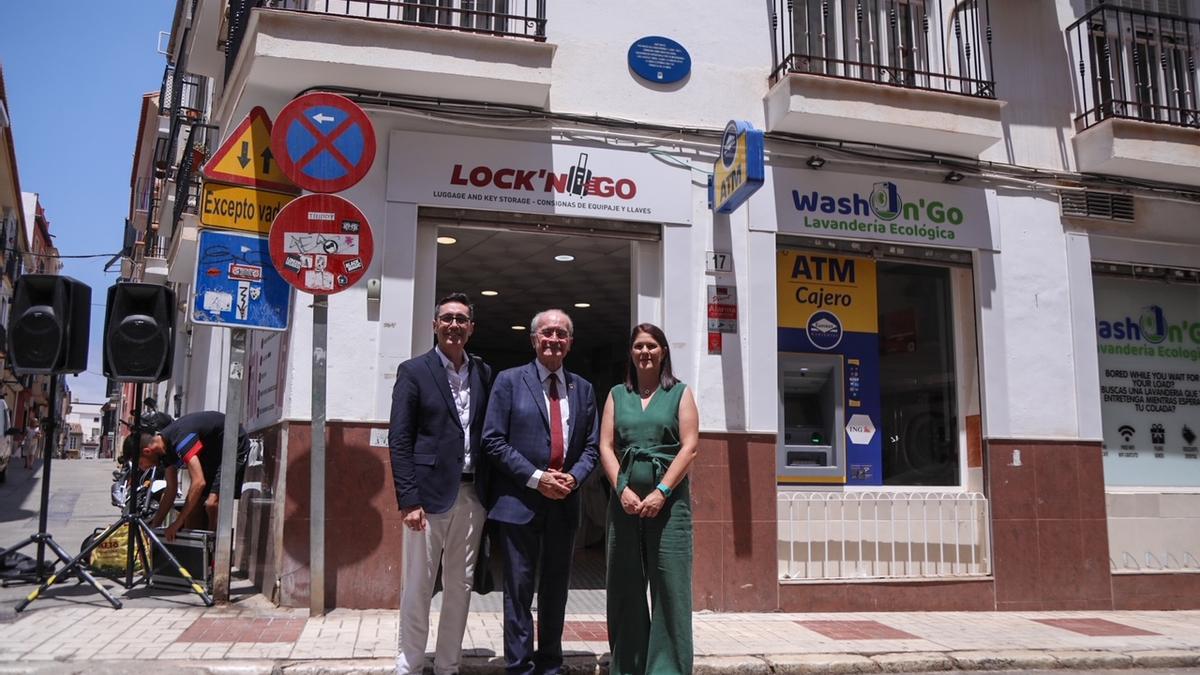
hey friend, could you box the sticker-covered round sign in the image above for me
[268,194,374,295]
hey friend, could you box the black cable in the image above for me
[301,84,1200,201]
[1,247,123,260]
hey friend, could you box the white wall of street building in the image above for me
[139,0,1200,607]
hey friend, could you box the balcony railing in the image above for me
[771,0,996,98]
[227,0,547,78]
[143,233,170,260]
[2,252,20,283]
[1068,4,1200,130]
[158,63,207,121]
[778,491,991,581]
[172,123,220,231]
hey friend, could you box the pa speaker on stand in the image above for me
[0,275,122,609]
[102,283,176,383]
[17,282,212,611]
[8,274,90,374]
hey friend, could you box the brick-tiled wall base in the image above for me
[986,439,1113,610]
[256,422,404,609]
[1113,573,1200,610]
[691,432,780,612]
[237,426,1172,612]
[779,579,995,612]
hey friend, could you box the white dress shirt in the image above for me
[435,346,473,473]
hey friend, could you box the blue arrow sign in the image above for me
[192,230,292,331]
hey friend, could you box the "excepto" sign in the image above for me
[200,182,295,235]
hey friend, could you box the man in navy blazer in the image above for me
[483,308,599,675]
[389,293,493,675]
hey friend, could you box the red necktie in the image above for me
[548,373,564,470]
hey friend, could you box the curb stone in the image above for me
[872,651,954,672]
[948,649,1060,670]
[206,664,281,675]
[0,663,278,675]
[693,655,772,674]
[561,654,603,674]
[1127,649,1200,668]
[768,652,879,673]
[278,660,391,674]
[1049,650,1134,669]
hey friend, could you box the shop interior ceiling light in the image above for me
[436,236,457,245]
[805,155,826,169]
[554,254,575,262]
[481,290,499,296]
[511,325,526,331]
[574,302,590,308]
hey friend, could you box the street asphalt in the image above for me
[0,455,256,615]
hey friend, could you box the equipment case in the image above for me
[149,528,214,591]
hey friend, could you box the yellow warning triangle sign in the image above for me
[202,106,300,194]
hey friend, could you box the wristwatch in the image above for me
[655,482,672,498]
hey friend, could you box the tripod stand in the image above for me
[16,388,214,611]
[0,374,121,609]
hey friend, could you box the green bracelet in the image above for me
[656,482,672,497]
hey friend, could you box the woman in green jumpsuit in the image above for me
[599,323,700,675]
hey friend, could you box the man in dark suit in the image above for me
[483,308,599,675]
[389,292,493,675]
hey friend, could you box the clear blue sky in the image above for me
[2,1,175,403]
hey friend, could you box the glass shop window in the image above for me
[877,262,960,486]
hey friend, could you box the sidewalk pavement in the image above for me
[2,600,1200,674]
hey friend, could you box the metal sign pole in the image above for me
[34,375,61,575]
[125,382,144,590]
[268,93,376,615]
[310,296,328,616]
[213,327,247,601]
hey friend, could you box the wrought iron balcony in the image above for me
[143,233,170,261]
[1068,3,1200,130]
[171,123,220,231]
[770,0,995,98]
[158,63,207,122]
[227,0,547,78]
[2,253,20,286]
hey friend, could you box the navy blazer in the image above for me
[482,361,599,525]
[388,348,492,515]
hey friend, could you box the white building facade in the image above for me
[128,0,1200,610]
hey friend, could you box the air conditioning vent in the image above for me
[1060,190,1135,222]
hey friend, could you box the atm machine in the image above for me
[778,353,845,483]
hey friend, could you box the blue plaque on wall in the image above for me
[628,36,691,84]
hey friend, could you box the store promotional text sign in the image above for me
[758,167,998,251]
[387,131,694,225]
[1094,276,1200,488]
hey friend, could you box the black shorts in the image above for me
[201,434,248,500]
